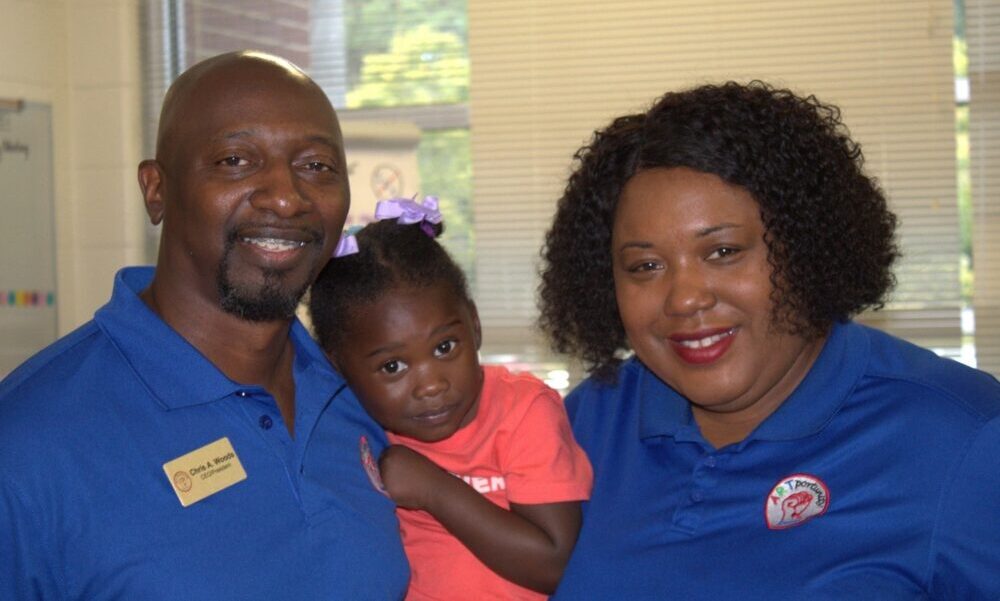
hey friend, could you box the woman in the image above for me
[539,81,1000,599]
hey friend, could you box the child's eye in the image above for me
[434,340,457,357]
[379,359,408,375]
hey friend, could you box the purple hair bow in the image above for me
[333,233,359,257]
[333,195,443,258]
[375,196,443,227]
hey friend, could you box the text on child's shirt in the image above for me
[453,473,506,494]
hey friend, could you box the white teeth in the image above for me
[242,237,305,252]
[678,330,733,349]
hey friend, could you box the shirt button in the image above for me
[259,415,273,430]
[237,390,249,398]
[691,490,704,503]
[704,456,717,468]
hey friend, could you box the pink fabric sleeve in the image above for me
[501,388,593,505]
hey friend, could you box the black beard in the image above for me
[216,236,311,322]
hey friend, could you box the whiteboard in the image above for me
[0,102,56,378]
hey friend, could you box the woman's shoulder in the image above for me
[572,355,649,389]
[564,357,651,417]
[854,322,1000,423]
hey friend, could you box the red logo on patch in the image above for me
[359,435,387,495]
[764,473,829,530]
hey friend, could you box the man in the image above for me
[0,52,408,599]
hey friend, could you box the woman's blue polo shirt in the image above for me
[554,322,1000,599]
[0,267,408,600]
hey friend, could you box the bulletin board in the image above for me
[0,101,56,377]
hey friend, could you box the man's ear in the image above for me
[138,159,166,225]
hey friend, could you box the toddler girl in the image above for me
[309,197,592,600]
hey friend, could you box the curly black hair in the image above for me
[538,81,899,381]
[309,219,472,354]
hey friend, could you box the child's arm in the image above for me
[379,444,581,594]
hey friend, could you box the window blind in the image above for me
[468,0,964,365]
[968,0,1000,375]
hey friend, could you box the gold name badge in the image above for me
[163,437,247,507]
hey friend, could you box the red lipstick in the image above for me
[668,327,737,365]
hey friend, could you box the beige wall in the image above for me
[1,0,144,335]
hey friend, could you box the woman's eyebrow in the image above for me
[696,222,741,237]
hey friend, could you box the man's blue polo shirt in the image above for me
[554,322,1000,599]
[0,267,408,600]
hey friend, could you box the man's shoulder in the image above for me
[0,320,123,476]
[0,320,109,402]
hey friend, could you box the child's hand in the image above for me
[379,445,447,510]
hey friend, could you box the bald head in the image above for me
[155,51,337,166]
[137,50,350,324]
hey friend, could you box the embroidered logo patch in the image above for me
[359,435,387,495]
[765,473,829,530]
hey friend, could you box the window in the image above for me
[142,0,996,385]
[468,0,984,380]
[965,0,1000,374]
[140,0,474,280]
[141,0,563,384]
